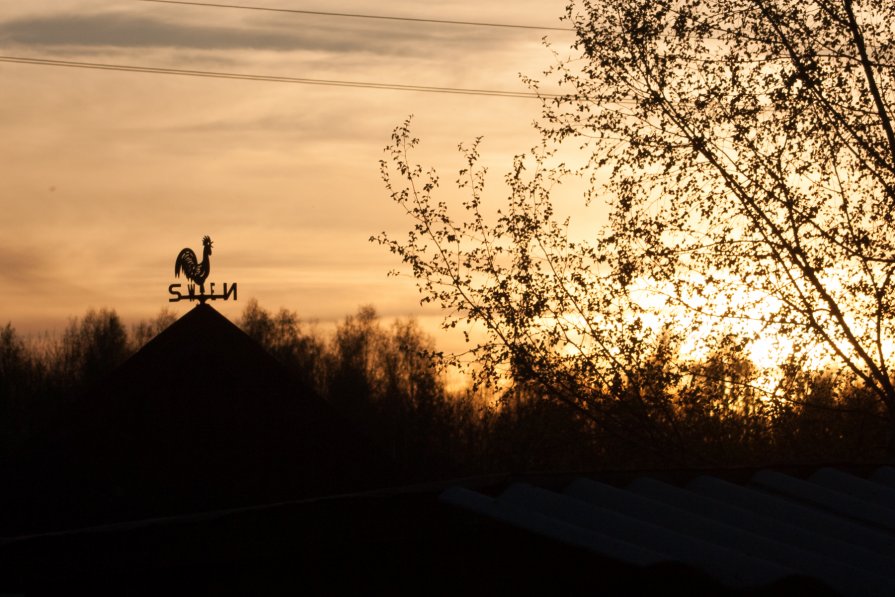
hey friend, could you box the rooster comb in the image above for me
[203,235,213,247]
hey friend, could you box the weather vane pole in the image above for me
[168,235,238,303]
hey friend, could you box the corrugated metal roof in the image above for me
[441,467,895,596]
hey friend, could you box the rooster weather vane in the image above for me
[168,236,237,303]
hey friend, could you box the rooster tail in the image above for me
[175,248,198,279]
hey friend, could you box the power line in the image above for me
[135,0,573,32]
[0,55,562,99]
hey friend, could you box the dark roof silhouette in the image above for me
[23,304,395,528]
[7,467,886,595]
[443,466,895,596]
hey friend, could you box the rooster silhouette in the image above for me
[174,235,213,294]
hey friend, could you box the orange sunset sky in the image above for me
[1,0,578,348]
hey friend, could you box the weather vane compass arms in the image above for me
[169,236,237,303]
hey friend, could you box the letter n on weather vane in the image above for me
[168,236,238,303]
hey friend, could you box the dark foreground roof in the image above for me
[444,466,895,596]
[3,467,893,595]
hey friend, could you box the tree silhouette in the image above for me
[0,299,890,484]
[324,306,458,471]
[130,308,177,351]
[0,323,33,450]
[543,0,895,437]
[52,308,129,393]
[326,305,380,414]
[239,299,325,393]
[376,0,895,452]
[376,120,711,459]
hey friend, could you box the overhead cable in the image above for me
[0,55,562,99]
[135,0,573,32]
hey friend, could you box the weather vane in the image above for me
[168,235,238,303]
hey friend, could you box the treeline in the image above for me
[1,310,173,457]
[0,302,889,477]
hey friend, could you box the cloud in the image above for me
[0,11,511,56]
[0,13,327,51]
[0,245,53,286]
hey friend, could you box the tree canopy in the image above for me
[376,0,895,449]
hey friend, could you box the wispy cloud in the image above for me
[0,245,53,286]
[0,11,512,56]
